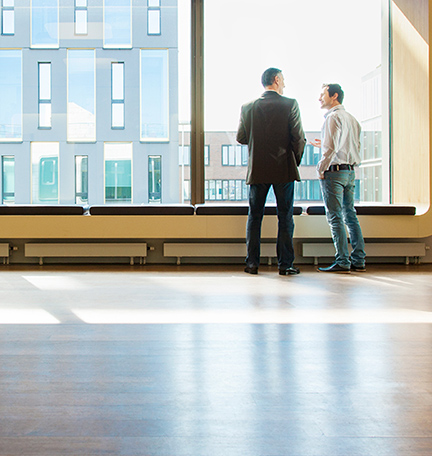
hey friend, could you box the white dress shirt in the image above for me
[316,105,362,178]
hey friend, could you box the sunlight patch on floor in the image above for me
[0,309,60,324]
[71,308,432,324]
[22,276,85,290]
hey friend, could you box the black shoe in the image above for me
[244,266,258,275]
[279,266,300,275]
[318,263,350,273]
[351,264,366,272]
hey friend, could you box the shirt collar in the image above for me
[324,104,345,118]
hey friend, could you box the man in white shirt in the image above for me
[311,83,366,273]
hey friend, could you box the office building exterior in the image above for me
[0,0,179,205]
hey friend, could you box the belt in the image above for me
[326,164,355,172]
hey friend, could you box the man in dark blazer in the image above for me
[237,67,306,275]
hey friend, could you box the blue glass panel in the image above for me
[141,49,169,140]
[67,50,95,141]
[31,0,58,47]
[104,0,131,47]
[0,50,22,140]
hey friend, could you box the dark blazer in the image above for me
[236,91,306,185]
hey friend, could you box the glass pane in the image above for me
[67,49,96,142]
[148,155,161,203]
[39,63,51,100]
[0,0,188,205]
[2,10,14,34]
[39,103,52,128]
[204,0,386,204]
[0,50,22,141]
[104,0,131,48]
[31,142,59,204]
[75,9,87,35]
[3,0,14,6]
[104,143,132,203]
[140,49,168,140]
[31,0,59,48]
[75,155,88,204]
[148,0,159,6]
[112,62,124,100]
[111,103,124,128]
[148,9,160,35]
[2,156,14,204]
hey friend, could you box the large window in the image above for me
[0,1,393,208]
[31,142,59,204]
[31,0,59,48]
[0,50,22,142]
[67,49,96,142]
[104,0,132,48]
[104,143,132,203]
[204,0,387,205]
[140,49,169,141]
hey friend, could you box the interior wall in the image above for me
[392,0,430,206]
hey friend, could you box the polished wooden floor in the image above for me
[0,263,432,456]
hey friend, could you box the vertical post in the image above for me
[190,0,205,205]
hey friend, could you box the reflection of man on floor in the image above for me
[311,83,366,273]
[237,68,306,276]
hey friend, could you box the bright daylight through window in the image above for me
[0,0,386,206]
[202,0,388,205]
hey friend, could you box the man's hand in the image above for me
[310,139,321,148]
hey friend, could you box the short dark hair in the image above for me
[324,83,344,104]
[261,68,282,88]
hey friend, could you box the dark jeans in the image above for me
[246,182,295,270]
[319,170,366,268]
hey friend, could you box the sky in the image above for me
[178,0,383,132]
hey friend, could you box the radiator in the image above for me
[302,242,426,265]
[25,243,148,265]
[164,242,277,265]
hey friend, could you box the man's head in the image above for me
[319,83,344,110]
[261,67,285,95]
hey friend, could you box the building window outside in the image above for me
[179,145,209,166]
[104,0,132,48]
[148,0,161,35]
[67,49,96,142]
[31,0,59,48]
[111,62,125,129]
[38,62,52,129]
[1,0,14,35]
[221,145,247,166]
[205,179,247,201]
[2,156,14,203]
[183,179,190,201]
[104,143,132,203]
[140,49,168,141]
[75,155,88,204]
[148,155,161,203]
[31,142,59,204]
[301,144,321,166]
[0,49,22,142]
[75,0,88,35]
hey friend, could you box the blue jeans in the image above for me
[246,183,295,270]
[320,170,366,268]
